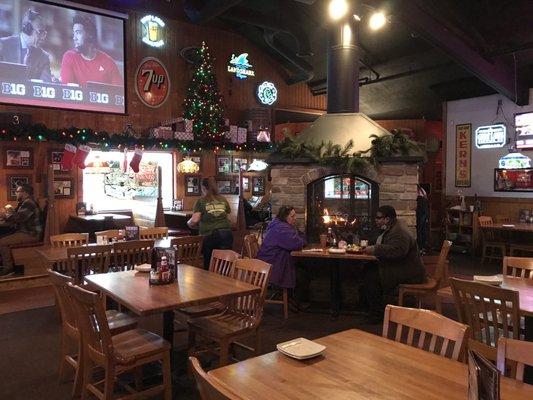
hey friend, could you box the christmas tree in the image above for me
[183,42,225,142]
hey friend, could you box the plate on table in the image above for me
[473,274,503,286]
[328,248,346,254]
[277,338,326,360]
[134,263,152,273]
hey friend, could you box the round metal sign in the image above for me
[257,81,278,105]
[135,57,170,108]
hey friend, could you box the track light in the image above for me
[329,0,348,21]
[368,11,387,30]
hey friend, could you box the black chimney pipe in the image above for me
[327,20,359,113]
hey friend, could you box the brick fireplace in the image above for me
[269,160,420,242]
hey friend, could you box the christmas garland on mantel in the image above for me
[0,123,274,153]
[278,129,421,174]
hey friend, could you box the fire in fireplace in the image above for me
[307,173,379,243]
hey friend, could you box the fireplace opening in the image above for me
[306,174,379,243]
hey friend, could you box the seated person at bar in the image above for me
[257,206,306,304]
[362,205,425,322]
[187,177,233,269]
[0,184,42,277]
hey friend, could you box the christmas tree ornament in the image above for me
[74,145,91,169]
[129,148,143,173]
[60,143,77,171]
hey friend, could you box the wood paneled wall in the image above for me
[0,10,313,232]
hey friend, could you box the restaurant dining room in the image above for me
[1,0,533,399]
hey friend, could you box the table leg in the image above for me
[524,316,533,384]
[163,310,175,348]
[330,263,340,319]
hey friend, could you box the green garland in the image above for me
[0,123,274,153]
[278,129,421,174]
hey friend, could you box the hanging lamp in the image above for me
[177,157,199,173]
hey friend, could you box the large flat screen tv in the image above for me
[515,111,533,149]
[0,0,126,114]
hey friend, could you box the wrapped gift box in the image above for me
[237,127,247,144]
[175,131,194,141]
[151,126,173,139]
[185,119,194,133]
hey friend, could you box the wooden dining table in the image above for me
[291,248,376,318]
[36,237,174,266]
[480,222,533,233]
[84,267,260,348]
[209,329,533,400]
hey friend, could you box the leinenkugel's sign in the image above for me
[455,124,472,187]
[475,124,506,149]
[135,58,170,108]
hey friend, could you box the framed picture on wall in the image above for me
[49,149,69,173]
[217,179,232,194]
[252,176,265,195]
[233,157,248,173]
[53,178,74,198]
[4,147,33,169]
[216,156,231,174]
[242,176,250,192]
[6,174,32,200]
[185,175,201,196]
[190,156,202,172]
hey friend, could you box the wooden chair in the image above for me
[399,240,452,308]
[140,227,168,239]
[113,239,154,271]
[171,235,203,267]
[51,233,89,248]
[67,283,172,400]
[478,216,507,264]
[177,250,241,319]
[449,277,521,361]
[382,305,470,361]
[244,233,289,319]
[48,270,137,396]
[188,258,272,367]
[502,256,533,279]
[497,337,533,382]
[66,244,111,284]
[95,229,120,243]
[188,356,242,400]
[495,215,513,223]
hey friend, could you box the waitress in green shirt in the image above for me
[187,176,233,269]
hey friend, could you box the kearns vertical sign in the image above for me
[455,124,471,187]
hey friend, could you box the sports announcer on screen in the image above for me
[60,13,122,86]
[0,8,52,82]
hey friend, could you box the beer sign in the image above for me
[455,124,472,187]
[475,124,506,149]
[135,58,170,108]
[140,15,165,48]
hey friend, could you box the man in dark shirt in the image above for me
[0,184,42,277]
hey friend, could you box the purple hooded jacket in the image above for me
[257,218,307,288]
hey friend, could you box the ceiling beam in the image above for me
[391,0,528,106]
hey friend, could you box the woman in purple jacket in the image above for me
[257,206,306,289]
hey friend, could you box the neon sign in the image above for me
[257,81,278,105]
[228,53,255,79]
[140,15,165,48]
[475,124,506,149]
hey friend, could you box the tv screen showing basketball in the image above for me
[0,0,125,114]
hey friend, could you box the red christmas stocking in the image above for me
[75,145,91,169]
[129,148,143,173]
[60,144,77,171]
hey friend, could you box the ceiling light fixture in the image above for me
[368,11,387,30]
[328,0,348,21]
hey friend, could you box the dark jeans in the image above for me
[202,229,233,269]
[363,263,385,318]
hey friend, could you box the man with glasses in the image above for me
[362,205,425,322]
[0,8,52,81]
[0,184,42,278]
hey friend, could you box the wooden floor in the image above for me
[0,286,55,315]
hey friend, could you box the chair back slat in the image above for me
[140,227,168,239]
[229,258,271,326]
[503,256,533,279]
[435,240,452,284]
[51,233,89,248]
[188,356,242,400]
[497,337,533,382]
[382,305,470,361]
[66,244,112,284]
[171,236,203,267]
[209,249,240,276]
[113,239,154,270]
[95,229,120,243]
[48,269,77,331]
[449,278,520,359]
[242,234,259,259]
[66,283,113,364]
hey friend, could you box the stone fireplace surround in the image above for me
[270,161,420,237]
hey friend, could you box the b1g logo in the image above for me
[135,57,170,108]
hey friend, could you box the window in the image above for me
[83,151,173,214]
